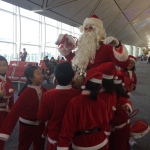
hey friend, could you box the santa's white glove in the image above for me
[103,37,119,47]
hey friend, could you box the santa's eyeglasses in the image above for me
[84,26,94,31]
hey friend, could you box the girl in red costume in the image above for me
[0,55,15,149]
[109,71,132,150]
[0,66,47,150]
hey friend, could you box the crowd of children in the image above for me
[0,54,149,150]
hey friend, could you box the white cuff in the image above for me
[113,44,128,61]
[57,147,69,150]
[0,133,10,141]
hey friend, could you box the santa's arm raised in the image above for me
[104,37,130,68]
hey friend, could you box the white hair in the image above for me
[72,26,106,69]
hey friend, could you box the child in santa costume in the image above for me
[55,15,130,88]
[97,62,117,126]
[120,55,137,92]
[37,62,81,150]
[57,65,110,150]
[0,66,47,150]
[0,56,15,149]
[109,71,132,150]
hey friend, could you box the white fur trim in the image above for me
[81,85,86,90]
[102,74,114,79]
[113,44,128,61]
[83,17,103,29]
[9,88,14,93]
[104,131,111,136]
[113,119,130,130]
[114,80,122,84]
[48,137,57,145]
[57,147,69,150]
[130,126,150,139]
[129,58,136,62]
[112,106,116,111]
[72,138,108,150]
[56,85,72,90]
[19,117,39,125]
[89,78,102,83]
[123,103,132,113]
[0,133,10,141]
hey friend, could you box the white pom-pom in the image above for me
[112,106,116,111]
[127,92,131,97]
[81,85,86,90]
[79,26,84,33]
[9,88,14,93]
[122,83,125,86]
[114,76,118,80]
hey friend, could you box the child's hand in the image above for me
[0,90,6,97]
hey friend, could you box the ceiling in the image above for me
[2,0,150,48]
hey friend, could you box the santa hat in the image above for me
[130,120,150,139]
[81,67,102,89]
[79,14,104,32]
[129,55,137,62]
[97,62,117,79]
[114,71,125,85]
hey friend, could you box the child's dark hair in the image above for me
[0,55,8,66]
[54,62,74,86]
[102,78,115,93]
[18,66,39,96]
[115,84,128,98]
[86,81,101,100]
[123,66,135,72]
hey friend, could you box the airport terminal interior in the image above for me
[0,0,150,150]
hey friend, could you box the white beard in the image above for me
[72,30,100,69]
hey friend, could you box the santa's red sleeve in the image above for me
[65,52,75,63]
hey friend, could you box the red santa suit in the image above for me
[98,89,117,125]
[57,90,109,150]
[65,44,129,70]
[0,75,14,149]
[109,97,132,150]
[120,70,137,92]
[37,85,81,150]
[0,85,47,150]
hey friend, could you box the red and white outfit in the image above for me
[0,75,14,127]
[37,85,81,150]
[65,44,129,70]
[109,97,132,150]
[0,75,14,149]
[98,89,117,125]
[57,90,109,150]
[0,85,47,150]
[120,70,137,92]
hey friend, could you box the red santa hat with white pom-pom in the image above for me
[129,55,137,62]
[81,67,102,90]
[97,62,117,80]
[79,14,104,33]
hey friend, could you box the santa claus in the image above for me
[55,14,130,88]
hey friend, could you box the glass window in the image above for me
[62,30,71,35]
[45,47,58,59]
[20,45,40,62]
[46,25,58,47]
[20,8,40,20]
[0,11,14,42]
[21,17,40,45]
[74,27,80,34]
[0,42,14,62]
[45,17,58,26]
[0,1,14,12]
[62,23,71,30]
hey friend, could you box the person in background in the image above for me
[59,57,66,63]
[21,48,27,61]
[0,66,47,150]
[37,62,81,150]
[0,55,15,149]
[49,57,57,73]
[44,56,49,64]
[19,52,23,61]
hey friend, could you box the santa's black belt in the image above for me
[74,127,101,136]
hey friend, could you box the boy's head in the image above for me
[54,62,74,86]
[0,55,8,75]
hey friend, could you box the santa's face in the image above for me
[84,25,95,32]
